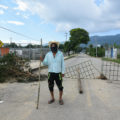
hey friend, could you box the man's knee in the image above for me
[48,79,54,92]
[58,86,63,91]
[49,87,54,92]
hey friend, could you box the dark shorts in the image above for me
[48,72,63,92]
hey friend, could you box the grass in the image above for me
[64,54,78,60]
[102,58,120,64]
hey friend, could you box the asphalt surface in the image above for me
[0,53,120,120]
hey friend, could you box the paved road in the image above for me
[0,54,120,120]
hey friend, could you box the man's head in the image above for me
[49,41,59,53]
[50,43,58,53]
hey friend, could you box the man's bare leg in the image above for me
[59,91,64,105]
[50,91,55,100]
[48,91,55,104]
[59,91,63,100]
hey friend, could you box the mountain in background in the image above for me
[89,34,120,46]
[80,34,120,47]
[43,34,120,47]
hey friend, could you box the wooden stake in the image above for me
[77,68,83,94]
[36,38,42,109]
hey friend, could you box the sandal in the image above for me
[59,99,64,105]
[48,99,55,104]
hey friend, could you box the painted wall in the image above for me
[0,48,9,56]
[105,48,117,59]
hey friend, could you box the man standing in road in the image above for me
[40,41,65,105]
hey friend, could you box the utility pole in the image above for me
[10,37,12,44]
[65,32,68,41]
[96,37,97,57]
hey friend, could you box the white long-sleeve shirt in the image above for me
[43,50,65,74]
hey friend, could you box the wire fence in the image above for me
[0,43,49,60]
[65,60,96,79]
[101,60,120,81]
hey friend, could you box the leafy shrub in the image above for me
[0,53,24,82]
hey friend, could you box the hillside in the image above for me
[89,34,120,46]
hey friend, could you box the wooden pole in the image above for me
[36,38,42,109]
[77,68,83,94]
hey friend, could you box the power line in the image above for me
[0,26,39,41]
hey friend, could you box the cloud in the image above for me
[0,4,8,9]
[56,23,72,32]
[16,12,20,15]
[0,20,6,24]
[16,39,40,45]
[7,21,24,25]
[14,0,28,11]
[23,14,29,19]
[14,0,120,33]
[0,10,4,15]
[94,0,104,6]
[16,12,29,19]
[0,4,8,15]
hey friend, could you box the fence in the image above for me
[101,60,120,82]
[65,60,96,79]
[0,43,49,60]
[9,48,49,60]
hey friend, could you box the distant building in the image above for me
[0,48,9,57]
[105,47,117,59]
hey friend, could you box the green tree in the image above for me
[76,47,82,53]
[64,41,71,55]
[25,44,34,48]
[97,47,105,57]
[5,43,18,48]
[89,44,93,48]
[104,43,109,49]
[89,44,93,56]
[69,28,90,52]
[59,44,64,50]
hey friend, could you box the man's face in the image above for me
[51,43,58,53]
[51,43,55,48]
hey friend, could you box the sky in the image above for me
[0,0,120,45]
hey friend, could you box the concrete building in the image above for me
[105,47,117,59]
[0,48,9,57]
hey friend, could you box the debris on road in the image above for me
[96,74,107,80]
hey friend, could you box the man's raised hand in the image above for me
[40,56,43,62]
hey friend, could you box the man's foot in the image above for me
[59,99,64,105]
[48,99,55,104]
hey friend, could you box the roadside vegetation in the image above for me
[0,53,47,83]
[86,44,105,57]
[102,57,120,64]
